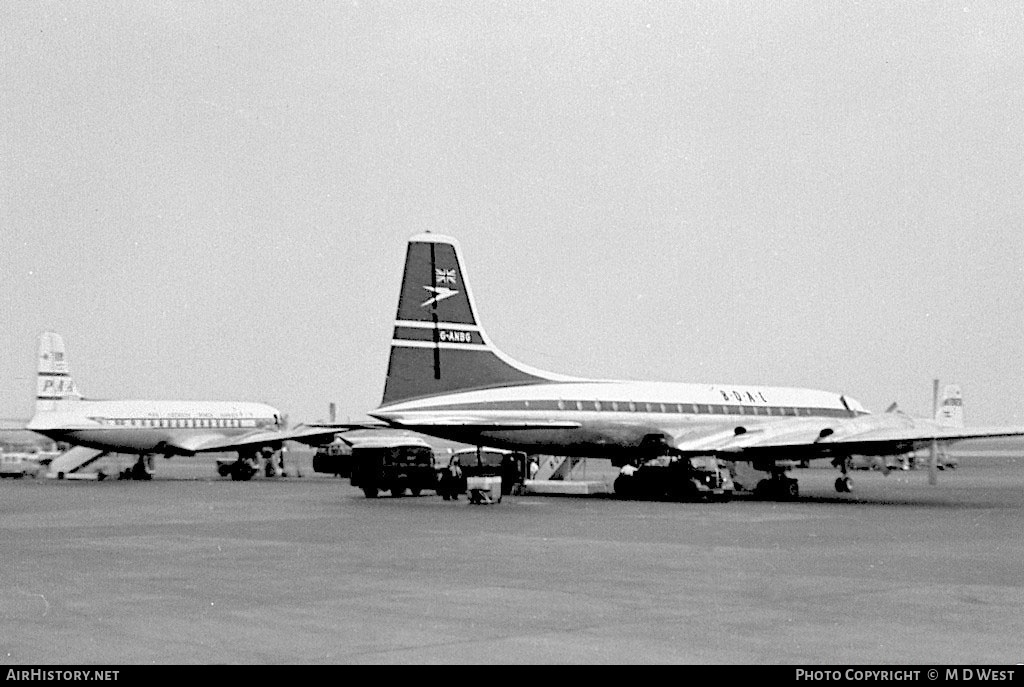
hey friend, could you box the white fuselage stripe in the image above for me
[395,320,481,331]
[391,339,492,351]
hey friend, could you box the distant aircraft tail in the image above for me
[935,384,963,427]
[381,233,574,407]
[35,332,82,413]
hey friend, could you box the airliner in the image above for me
[359,233,1024,499]
[26,332,337,480]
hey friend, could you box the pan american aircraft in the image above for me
[352,232,1024,499]
[26,332,337,480]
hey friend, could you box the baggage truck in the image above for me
[348,437,440,498]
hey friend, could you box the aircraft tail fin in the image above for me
[35,332,82,413]
[381,233,574,407]
[935,384,963,427]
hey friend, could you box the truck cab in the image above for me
[312,439,353,477]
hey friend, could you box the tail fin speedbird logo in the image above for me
[421,268,459,307]
[421,285,458,308]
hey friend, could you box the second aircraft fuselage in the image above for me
[27,400,281,454]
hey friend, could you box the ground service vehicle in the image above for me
[312,439,353,477]
[0,451,44,478]
[437,447,527,500]
[349,437,440,498]
[613,455,734,501]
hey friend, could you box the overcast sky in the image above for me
[3,2,1023,426]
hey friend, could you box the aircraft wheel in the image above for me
[613,474,635,499]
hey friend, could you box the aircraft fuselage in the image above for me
[28,400,281,455]
[372,380,868,458]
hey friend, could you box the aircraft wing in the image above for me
[669,414,1024,460]
[171,426,343,454]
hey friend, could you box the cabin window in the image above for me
[611,401,619,411]
[628,402,636,412]
[575,401,583,411]
[594,401,602,411]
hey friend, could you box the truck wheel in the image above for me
[363,486,378,498]
[410,487,421,497]
[613,475,635,499]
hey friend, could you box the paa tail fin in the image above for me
[935,384,963,427]
[35,331,82,412]
[382,233,575,407]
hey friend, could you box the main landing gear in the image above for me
[227,453,259,481]
[833,457,853,493]
[754,469,800,500]
[120,454,154,480]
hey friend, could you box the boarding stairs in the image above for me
[533,455,582,481]
[47,447,108,479]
